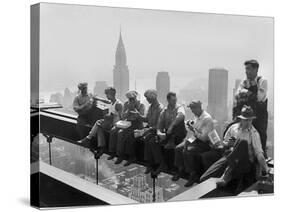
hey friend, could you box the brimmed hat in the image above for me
[78,82,88,90]
[237,105,256,120]
[187,100,202,108]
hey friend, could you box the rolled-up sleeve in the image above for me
[73,96,82,113]
[223,125,236,146]
[236,81,246,96]
[257,79,268,102]
[195,117,214,141]
[139,103,145,116]
[157,110,165,131]
[252,130,264,157]
[121,102,129,119]
[177,106,185,117]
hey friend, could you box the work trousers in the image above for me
[200,139,253,182]
[144,136,164,166]
[253,115,268,154]
[176,138,211,175]
[76,116,91,139]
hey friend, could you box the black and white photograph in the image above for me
[30,2,274,209]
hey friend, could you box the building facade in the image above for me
[113,31,129,101]
[207,68,228,136]
[129,174,164,203]
[156,72,170,106]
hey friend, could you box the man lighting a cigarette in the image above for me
[200,105,268,187]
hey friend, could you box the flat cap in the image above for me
[78,82,88,90]
[125,90,138,99]
[187,100,202,108]
[144,89,157,99]
[244,59,259,68]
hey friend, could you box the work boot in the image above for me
[77,137,90,145]
[115,158,123,165]
[171,173,181,181]
[95,147,105,158]
[153,163,167,175]
[216,166,233,187]
[144,166,153,174]
[124,158,137,167]
[107,154,115,160]
[184,172,199,187]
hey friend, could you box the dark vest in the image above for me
[233,76,267,120]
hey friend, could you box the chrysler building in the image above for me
[113,30,130,101]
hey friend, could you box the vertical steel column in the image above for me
[96,157,99,185]
[151,172,157,202]
[43,134,53,165]
[94,151,100,185]
[48,141,52,165]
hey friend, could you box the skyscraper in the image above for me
[129,174,164,203]
[207,68,228,135]
[113,30,129,101]
[156,72,170,105]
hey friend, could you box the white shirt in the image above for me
[224,123,263,162]
[237,76,268,102]
[108,99,122,124]
[192,110,214,142]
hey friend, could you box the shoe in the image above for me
[95,149,104,158]
[153,164,167,175]
[184,173,199,187]
[124,158,136,167]
[216,178,228,187]
[144,166,153,174]
[216,166,233,187]
[184,179,197,187]
[171,173,181,181]
[115,158,123,165]
[107,155,115,160]
[77,137,90,144]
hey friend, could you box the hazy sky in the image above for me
[39,3,274,104]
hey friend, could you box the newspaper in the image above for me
[208,129,221,145]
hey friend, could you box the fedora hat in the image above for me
[237,105,256,120]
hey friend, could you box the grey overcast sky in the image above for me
[39,3,273,103]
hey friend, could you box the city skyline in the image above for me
[39,4,273,98]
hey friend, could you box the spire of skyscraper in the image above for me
[115,28,127,67]
[113,27,130,101]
